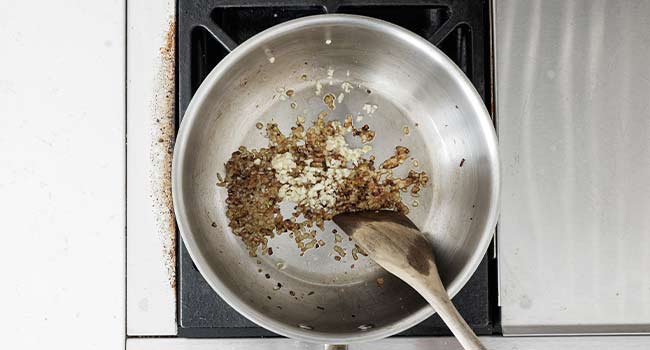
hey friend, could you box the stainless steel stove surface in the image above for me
[176,0,497,338]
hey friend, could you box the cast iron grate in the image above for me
[177,0,495,338]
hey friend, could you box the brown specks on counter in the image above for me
[151,18,177,290]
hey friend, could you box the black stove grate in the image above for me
[177,0,495,338]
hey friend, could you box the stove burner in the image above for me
[177,0,496,338]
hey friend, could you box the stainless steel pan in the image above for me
[172,14,499,343]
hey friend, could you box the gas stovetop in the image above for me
[176,0,497,338]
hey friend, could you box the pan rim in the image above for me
[172,13,500,343]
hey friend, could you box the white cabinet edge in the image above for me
[126,0,177,335]
[127,336,650,350]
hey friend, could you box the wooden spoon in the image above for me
[333,210,486,350]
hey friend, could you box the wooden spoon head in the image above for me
[335,211,486,350]
[333,210,436,278]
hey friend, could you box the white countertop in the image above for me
[0,1,125,349]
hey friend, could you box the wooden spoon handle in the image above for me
[416,272,486,350]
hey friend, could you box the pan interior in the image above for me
[175,16,497,341]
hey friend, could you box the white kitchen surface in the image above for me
[496,0,650,334]
[127,335,650,350]
[126,0,177,335]
[0,1,125,349]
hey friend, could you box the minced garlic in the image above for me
[218,112,429,257]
